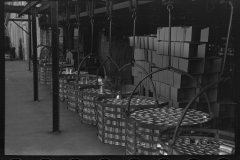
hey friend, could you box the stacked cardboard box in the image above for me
[130,27,223,120]
[99,42,134,85]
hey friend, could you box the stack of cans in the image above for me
[96,96,168,147]
[126,107,211,155]
[78,85,114,126]
[66,80,79,112]
[39,65,52,85]
[66,75,97,112]
[157,134,235,155]
[59,75,76,102]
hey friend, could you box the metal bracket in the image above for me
[86,0,96,18]
[129,0,138,12]
[106,0,113,15]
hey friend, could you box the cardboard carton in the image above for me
[168,70,174,86]
[163,41,169,55]
[204,57,222,73]
[171,27,178,41]
[196,86,218,102]
[179,58,204,73]
[177,26,209,42]
[173,72,199,88]
[170,86,196,102]
[171,56,179,69]
[171,42,175,56]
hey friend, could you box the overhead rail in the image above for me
[59,1,153,21]
[4,5,25,13]
[18,1,40,17]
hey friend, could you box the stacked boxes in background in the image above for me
[130,35,157,96]
[99,42,134,85]
[130,26,228,128]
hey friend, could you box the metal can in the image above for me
[109,127,113,132]
[108,134,113,139]
[109,140,113,145]
[115,135,120,140]
[112,121,117,126]
[115,128,119,133]
[115,141,120,146]
[117,108,121,112]
[145,135,150,140]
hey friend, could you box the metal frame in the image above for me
[18,1,40,17]
[31,6,38,101]
[51,1,60,132]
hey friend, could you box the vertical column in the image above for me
[28,15,32,72]
[31,6,38,101]
[0,0,5,155]
[51,1,60,132]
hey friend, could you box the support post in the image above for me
[28,15,32,71]
[51,1,60,132]
[31,6,38,101]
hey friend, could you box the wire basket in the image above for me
[126,107,212,155]
[96,95,168,147]
[59,75,76,102]
[66,76,97,112]
[156,77,235,155]
[39,64,52,85]
[78,85,116,126]
[157,127,235,155]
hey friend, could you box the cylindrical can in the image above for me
[115,135,120,140]
[112,121,116,126]
[109,127,113,132]
[115,128,119,133]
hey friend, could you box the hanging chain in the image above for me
[107,0,113,57]
[167,4,173,68]
[75,2,81,71]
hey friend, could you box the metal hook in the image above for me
[132,11,137,19]
[167,4,173,11]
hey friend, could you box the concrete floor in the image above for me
[5,60,125,155]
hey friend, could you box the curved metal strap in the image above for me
[96,55,120,85]
[171,77,227,153]
[77,53,93,81]
[169,66,213,117]
[219,1,233,78]
[126,67,169,117]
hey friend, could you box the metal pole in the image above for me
[51,1,60,132]
[28,15,32,71]
[31,6,38,101]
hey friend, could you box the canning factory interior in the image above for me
[3,0,239,156]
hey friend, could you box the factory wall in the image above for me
[6,1,41,60]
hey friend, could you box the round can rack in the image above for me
[78,85,116,126]
[157,127,235,155]
[96,95,168,147]
[39,64,52,85]
[125,107,211,155]
[66,76,96,112]
[59,74,76,102]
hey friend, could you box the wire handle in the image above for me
[125,66,213,118]
[96,56,120,86]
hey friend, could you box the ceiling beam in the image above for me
[9,18,29,22]
[59,1,153,21]
[37,4,50,14]
[4,5,25,13]
[18,1,40,17]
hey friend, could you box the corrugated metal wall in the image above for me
[6,1,41,60]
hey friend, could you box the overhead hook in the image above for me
[167,4,173,12]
